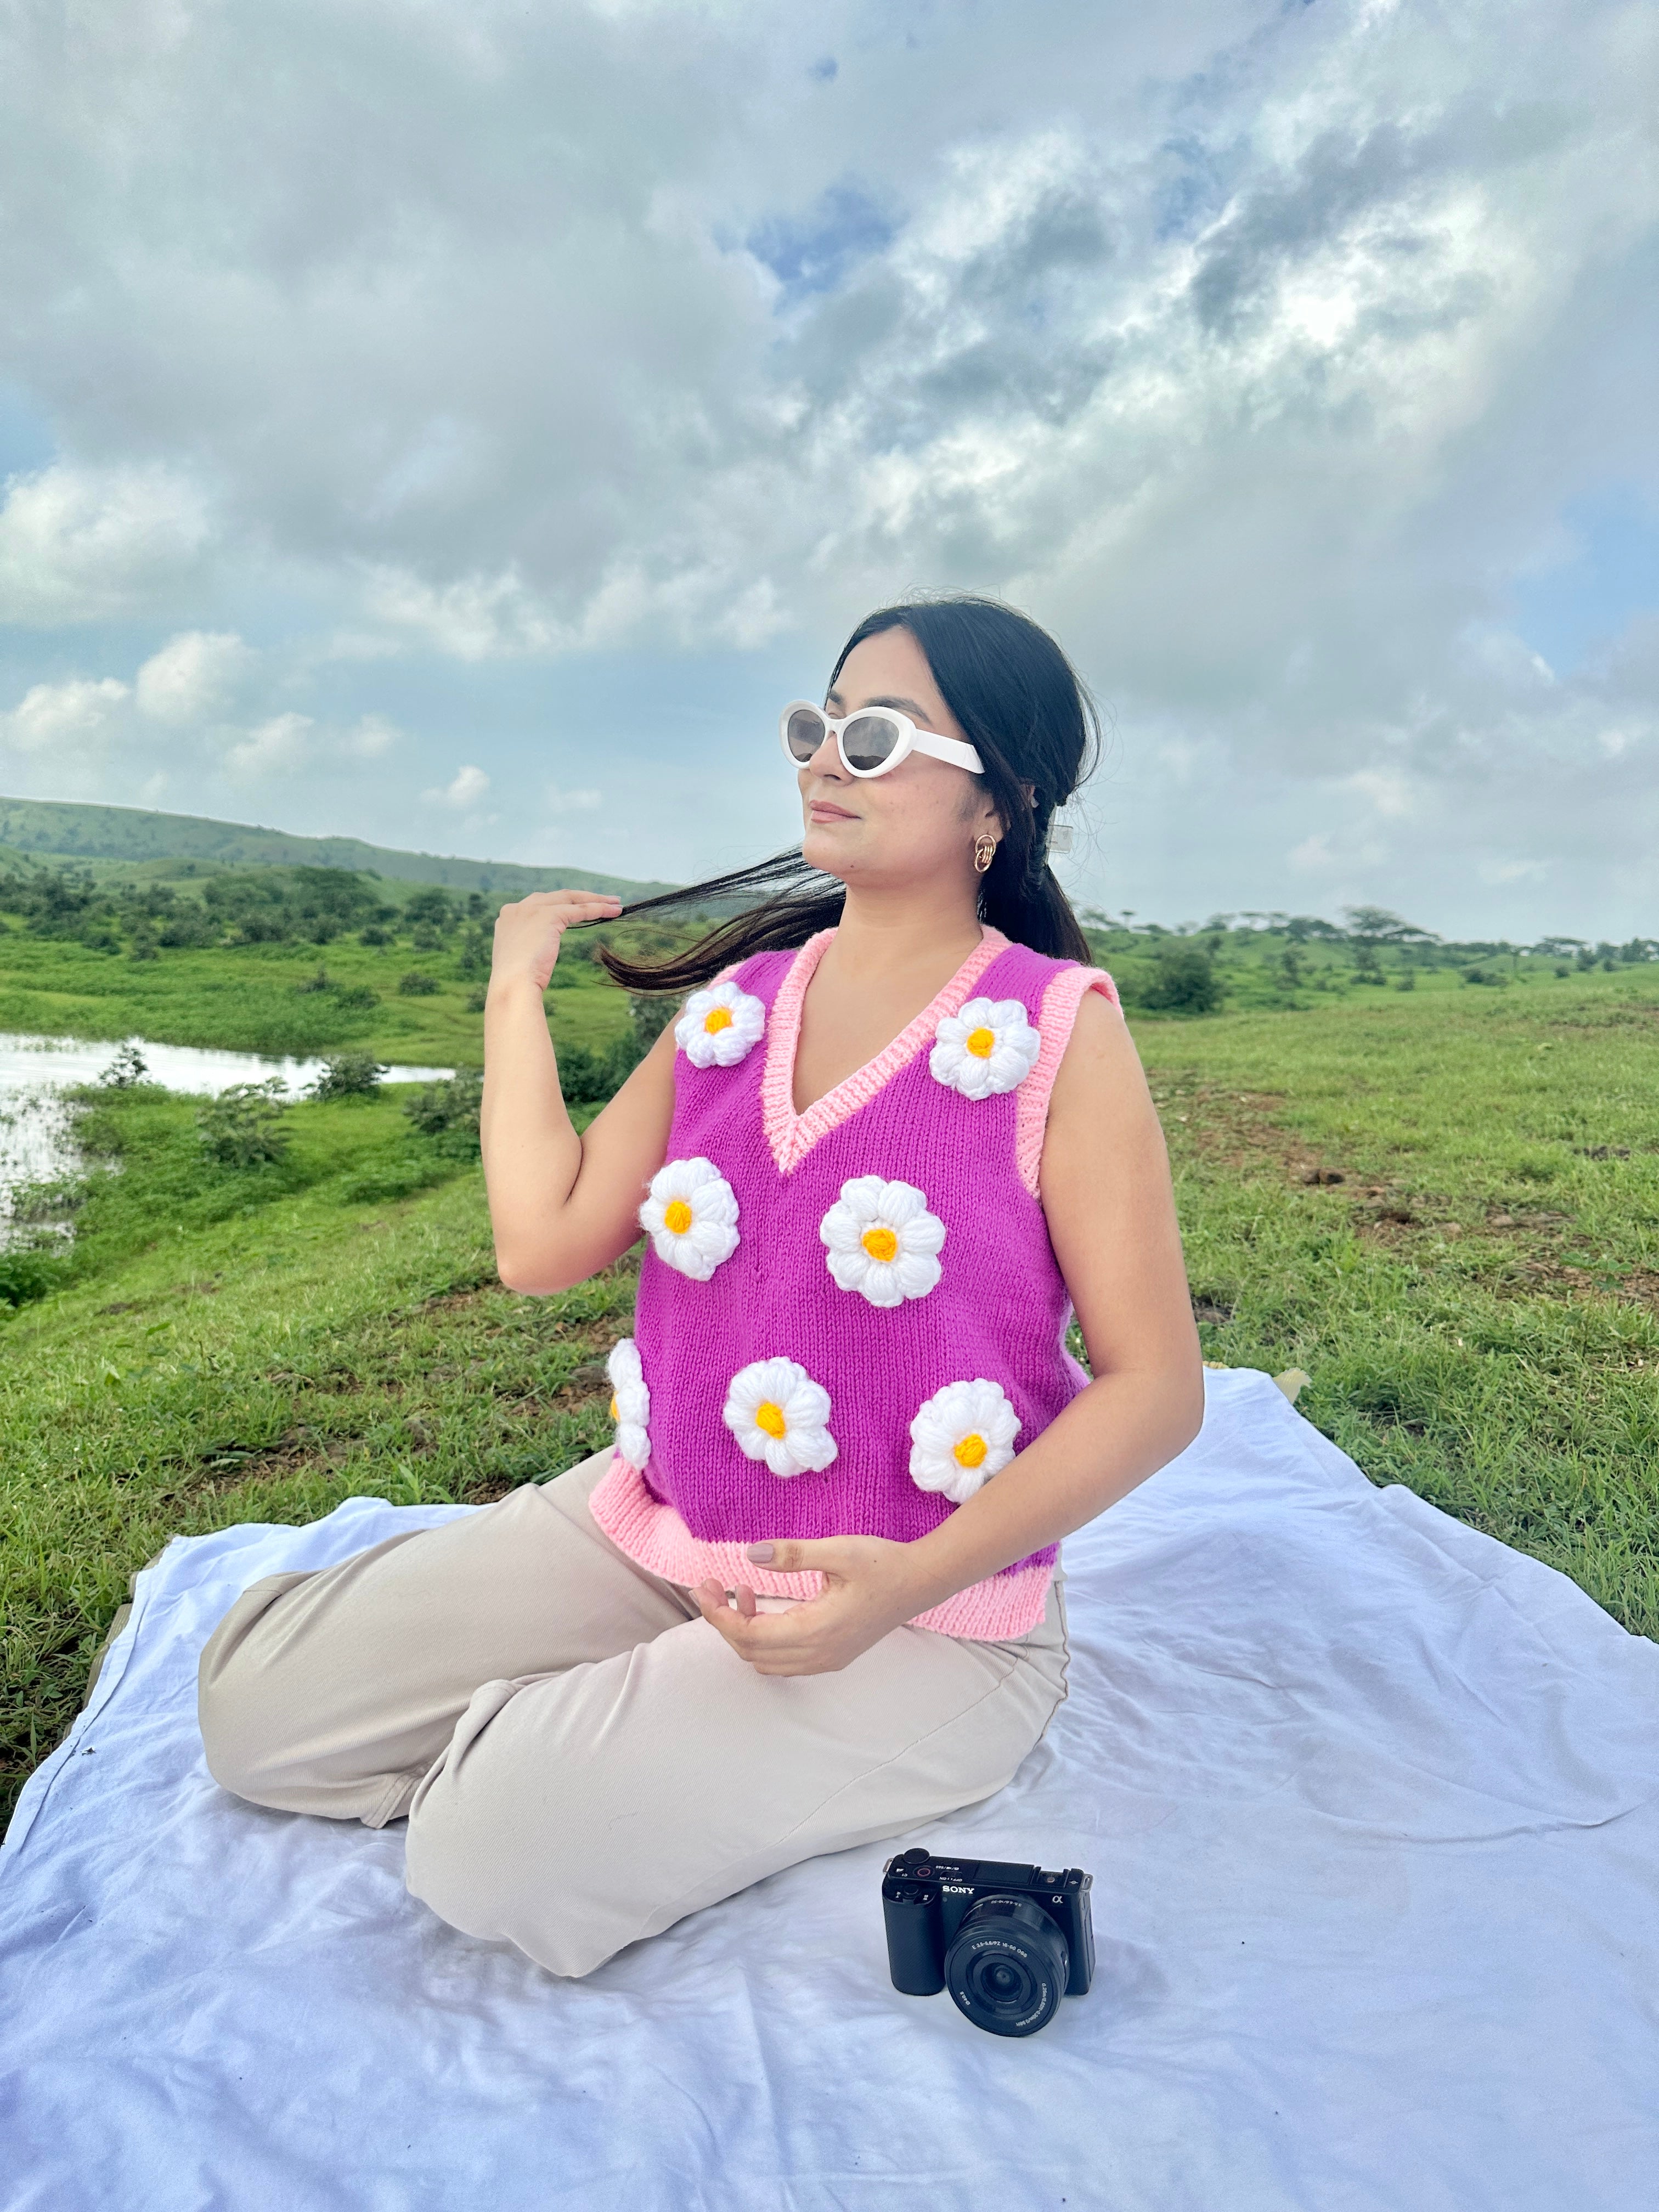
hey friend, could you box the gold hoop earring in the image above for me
[973,835,997,874]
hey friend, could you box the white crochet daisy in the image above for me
[675,980,766,1068]
[909,1378,1022,1505]
[929,996,1041,1100]
[606,1337,651,1469]
[639,1156,740,1281]
[820,1175,946,1308]
[723,1357,838,1479]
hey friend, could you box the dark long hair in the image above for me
[598,595,1099,994]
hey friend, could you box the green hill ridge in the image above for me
[0,794,673,902]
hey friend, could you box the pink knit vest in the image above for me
[588,924,1120,1638]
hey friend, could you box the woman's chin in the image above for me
[801,823,856,878]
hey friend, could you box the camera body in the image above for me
[882,1848,1094,2037]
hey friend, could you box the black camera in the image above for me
[881,1847,1094,2038]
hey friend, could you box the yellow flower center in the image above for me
[861,1224,899,1263]
[703,1006,734,1033]
[608,1393,619,1421]
[952,1432,989,1469]
[965,1025,996,1059]
[755,1400,788,1438]
[663,1198,695,1234]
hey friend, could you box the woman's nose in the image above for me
[806,731,847,779]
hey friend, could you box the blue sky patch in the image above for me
[1511,487,1659,675]
[747,183,896,304]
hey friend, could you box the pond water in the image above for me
[0,1033,455,1243]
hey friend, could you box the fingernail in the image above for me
[745,1542,774,1564]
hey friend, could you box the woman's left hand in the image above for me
[691,1536,925,1676]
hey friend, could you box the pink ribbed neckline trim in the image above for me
[760,925,1011,1175]
[589,1455,1054,1640]
[1013,967,1122,1198]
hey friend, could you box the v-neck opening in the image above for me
[759,924,1009,1174]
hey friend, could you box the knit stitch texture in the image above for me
[590,925,1120,1638]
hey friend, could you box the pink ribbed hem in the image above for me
[589,1454,1053,1641]
[1013,967,1121,1198]
[760,925,1011,1176]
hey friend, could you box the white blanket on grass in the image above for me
[3,1368,1657,2212]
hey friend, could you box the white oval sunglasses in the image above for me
[780,699,984,779]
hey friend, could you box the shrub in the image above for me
[359,925,392,947]
[295,966,333,994]
[556,1043,613,1104]
[156,910,220,949]
[1352,944,1388,986]
[398,970,440,996]
[1135,940,1223,1015]
[308,1052,386,1099]
[0,1244,65,1310]
[198,1081,292,1167]
[1462,965,1511,988]
[403,1066,483,1158]
[98,1043,149,1088]
[629,994,678,1052]
[551,1032,641,1104]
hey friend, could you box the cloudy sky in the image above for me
[1,0,1656,939]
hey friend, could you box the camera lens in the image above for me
[944,1897,1069,2038]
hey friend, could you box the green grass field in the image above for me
[3,962,1657,1829]
[0,927,635,1064]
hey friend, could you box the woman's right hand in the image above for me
[489,888,623,995]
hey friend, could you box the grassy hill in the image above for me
[0,794,673,901]
[3,964,1657,1824]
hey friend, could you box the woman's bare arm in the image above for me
[481,890,679,1294]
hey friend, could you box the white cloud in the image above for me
[347,714,400,759]
[0,676,131,754]
[424,764,492,809]
[0,1,1655,929]
[362,567,561,662]
[546,784,602,811]
[1289,833,1338,875]
[0,464,211,625]
[225,713,313,780]
[1478,856,1550,885]
[135,630,254,724]
[1345,768,1420,821]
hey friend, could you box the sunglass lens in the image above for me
[786,708,828,763]
[841,712,902,772]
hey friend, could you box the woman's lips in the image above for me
[809,799,857,821]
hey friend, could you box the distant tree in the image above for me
[1352,943,1388,986]
[404,886,456,931]
[1136,939,1223,1014]
[1341,905,1438,947]
[1285,915,1346,944]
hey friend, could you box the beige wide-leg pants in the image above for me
[197,1448,1070,1978]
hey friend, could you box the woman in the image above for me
[198,595,1203,1978]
